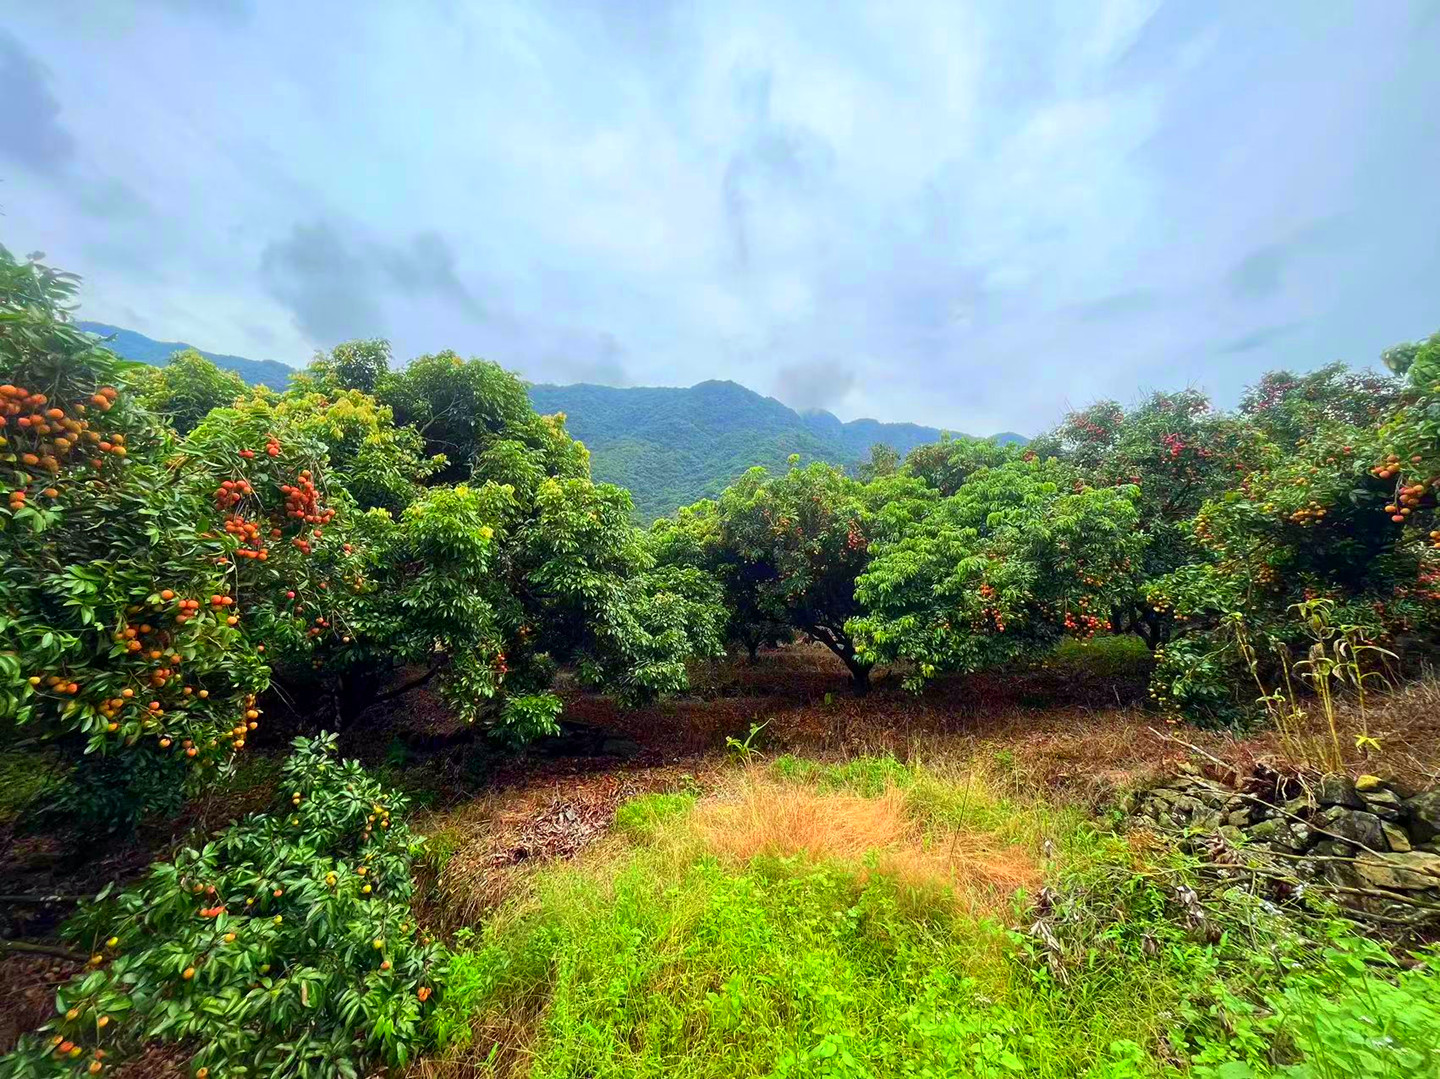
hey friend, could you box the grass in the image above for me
[1047,634,1153,677]
[416,755,1440,1078]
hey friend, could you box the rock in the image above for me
[1191,807,1222,832]
[1354,851,1440,891]
[1226,808,1252,828]
[599,736,642,759]
[1313,839,1354,859]
[1358,788,1403,820]
[1382,823,1412,853]
[1274,821,1314,853]
[1151,787,1186,805]
[1250,819,1280,842]
[1318,807,1388,851]
[1317,775,1364,809]
[1283,796,1317,817]
[1355,774,1385,792]
[1219,825,1245,846]
[1404,790,1440,843]
[1194,786,1227,809]
[1174,795,1204,816]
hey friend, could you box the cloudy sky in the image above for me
[3,1,1438,435]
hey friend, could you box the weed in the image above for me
[614,791,697,839]
[724,719,769,763]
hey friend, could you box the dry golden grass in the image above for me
[693,778,1041,918]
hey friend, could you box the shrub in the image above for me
[0,734,444,1078]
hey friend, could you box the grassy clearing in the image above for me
[417,755,1440,1078]
[1047,634,1154,677]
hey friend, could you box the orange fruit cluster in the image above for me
[1,383,122,509]
[280,470,332,555]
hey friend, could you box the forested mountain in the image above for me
[77,321,297,390]
[528,380,1025,520]
[77,322,1025,519]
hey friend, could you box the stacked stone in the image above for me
[1128,769,1440,905]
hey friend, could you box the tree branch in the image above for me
[0,940,87,962]
[373,663,443,704]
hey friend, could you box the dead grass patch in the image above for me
[417,766,722,931]
[693,781,1041,918]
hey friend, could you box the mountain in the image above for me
[77,322,297,390]
[77,323,1027,519]
[527,380,1026,521]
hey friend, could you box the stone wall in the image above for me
[1126,767,1440,920]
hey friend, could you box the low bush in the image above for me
[0,733,444,1079]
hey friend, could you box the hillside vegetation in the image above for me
[77,322,297,391]
[529,380,1025,520]
[4,243,1440,1078]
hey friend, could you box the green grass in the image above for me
[769,752,914,795]
[1047,634,1153,676]
[425,757,1440,1078]
[614,791,697,838]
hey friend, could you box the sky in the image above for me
[2,1,1438,436]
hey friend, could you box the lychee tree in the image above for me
[1240,360,1401,447]
[649,498,794,662]
[1032,389,1257,648]
[373,348,586,486]
[901,433,1019,497]
[848,458,1146,687]
[1144,340,1440,724]
[126,348,248,434]
[241,382,724,741]
[705,461,932,692]
[0,248,303,817]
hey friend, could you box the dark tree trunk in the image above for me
[1114,602,1168,652]
[847,659,871,695]
[805,622,872,695]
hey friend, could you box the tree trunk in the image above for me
[806,623,872,695]
[846,658,871,695]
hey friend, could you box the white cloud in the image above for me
[1,0,1437,434]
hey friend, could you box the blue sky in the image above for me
[3,1,1438,435]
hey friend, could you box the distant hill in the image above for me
[76,323,1026,518]
[77,322,297,390]
[527,380,1026,521]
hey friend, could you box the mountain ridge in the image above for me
[82,323,1027,519]
[527,380,1026,519]
[77,321,297,390]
